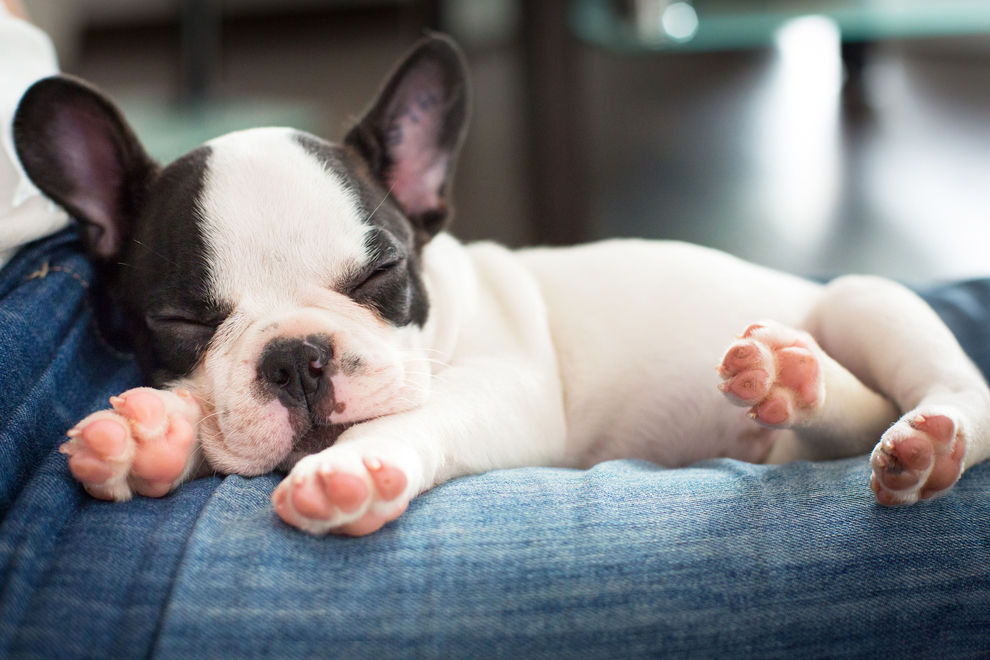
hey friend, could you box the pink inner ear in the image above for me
[55,109,125,256]
[390,148,448,217]
[385,67,451,216]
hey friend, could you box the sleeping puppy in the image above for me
[14,35,990,535]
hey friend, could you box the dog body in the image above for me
[15,37,990,535]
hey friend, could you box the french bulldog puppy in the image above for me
[14,35,990,536]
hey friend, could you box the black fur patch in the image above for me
[295,132,430,327]
[342,35,469,239]
[117,146,232,382]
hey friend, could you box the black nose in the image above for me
[258,335,333,410]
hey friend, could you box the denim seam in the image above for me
[25,260,91,289]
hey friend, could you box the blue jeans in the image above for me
[1,230,989,658]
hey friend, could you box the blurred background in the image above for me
[22,0,990,282]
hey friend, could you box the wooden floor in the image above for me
[72,8,990,283]
[583,34,990,282]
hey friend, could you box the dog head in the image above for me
[14,35,469,475]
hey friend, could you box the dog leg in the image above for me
[805,275,990,505]
[271,445,413,537]
[272,355,566,536]
[719,320,899,458]
[272,242,568,535]
[60,386,203,500]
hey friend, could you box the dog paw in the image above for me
[272,448,410,536]
[718,321,824,428]
[60,387,200,500]
[870,411,965,506]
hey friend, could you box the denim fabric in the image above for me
[0,230,222,657]
[149,460,990,659]
[1,231,989,659]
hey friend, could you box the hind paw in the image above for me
[870,411,965,506]
[718,321,824,428]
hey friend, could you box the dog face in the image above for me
[14,36,469,474]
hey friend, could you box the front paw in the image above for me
[60,387,200,500]
[272,448,410,536]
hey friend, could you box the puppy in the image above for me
[14,36,990,536]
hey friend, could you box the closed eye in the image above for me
[143,309,228,377]
[146,313,222,332]
[350,257,405,293]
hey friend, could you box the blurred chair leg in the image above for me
[521,0,590,245]
[180,0,221,107]
[841,40,873,123]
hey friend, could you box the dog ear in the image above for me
[345,34,469,241]
[13,75,156,261]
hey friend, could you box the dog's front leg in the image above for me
[272,355,567,536]
[60,385,206,501]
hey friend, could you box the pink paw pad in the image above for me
[130,414,195,484]
[871,413,965,505]
[79,419,128,458]
[718,322,823,428]
[288,471,369,519]
[112,389,165,431]
[61,415,132,496]
[754,396,791,426]
[364,457,407,500]
[61,387,199,500]
[274,457,409,536]
[775,347,820,406]
[720,341,766,375]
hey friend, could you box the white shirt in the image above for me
[0,7,69,268]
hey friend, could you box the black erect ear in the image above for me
[13,75,156,261]
[345,34,469,241]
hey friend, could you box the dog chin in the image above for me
[275,423,354,472]
[195,348,432,474]
[199,400,297,476]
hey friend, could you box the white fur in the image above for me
[268,235,990,518]
[96,130,990,530]
[199,127,371,307]
[185,129,434,475]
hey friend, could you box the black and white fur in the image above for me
[14,36,990,535]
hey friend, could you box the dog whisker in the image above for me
[364,183,396,224]
[130,238,181,270]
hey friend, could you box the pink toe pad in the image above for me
[776,347,819,406]
[117,390,166,428]
[366,461,407,501]
[755,396,790,426]
[131,437,191,483]
[81,419,128,458]
[721,342,762,375]
[69,453,114,483]
[323,472,369,513]
[911,414,954,445]
[291,477,333,519]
